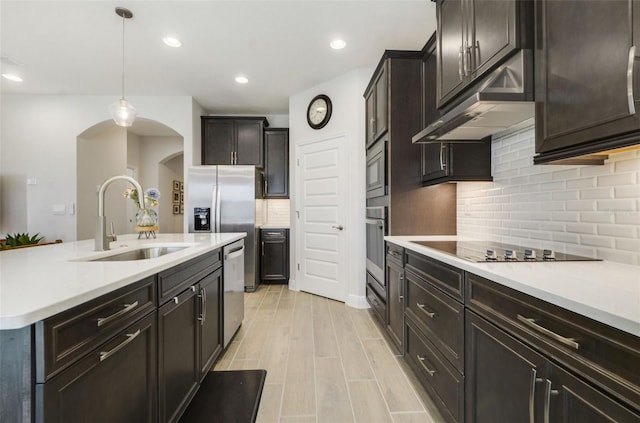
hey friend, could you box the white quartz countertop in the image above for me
[386,236,640,337]
[0,233,246,330]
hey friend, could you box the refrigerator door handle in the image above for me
[215,186,221,233]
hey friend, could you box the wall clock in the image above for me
[307,94,332,129]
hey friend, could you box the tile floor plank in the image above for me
[348,380,394,423]
[315,357,354,423]
[312,296,340,358]
[256,383,284,423]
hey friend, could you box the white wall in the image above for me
[159,154,184,233]
[458,124,640,266]
[76,126,128,240]
[0,94,197,242]
[289,67,372,308]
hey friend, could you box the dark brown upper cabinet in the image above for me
[436,0,532,108]
[201,117,269,167]
[534,0,640,164]
[420,33,492,186]
[264,128,289,198]
[365,62,389,148]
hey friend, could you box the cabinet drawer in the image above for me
[366,281,386,325]
[158,249,221,304]
[261,229,287,239]
[466,273,640,409]
[36,312,157,423]
[36,276,156,382]
[405,269,464,372]
[405,319,463,423]
[386,242,404,263]
[405,250,464,302]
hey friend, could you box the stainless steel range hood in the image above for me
[413,50,535,143]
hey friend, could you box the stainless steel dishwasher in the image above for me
[223,239,245,347]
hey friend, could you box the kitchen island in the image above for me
[0,233,245,423]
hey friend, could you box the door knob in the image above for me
[332,225,344,231]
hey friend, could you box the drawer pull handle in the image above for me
[97,301,139,327]
[416,303,436,319]
[99,329,141,362]
[517,314,579,350]
[416,355,436,376]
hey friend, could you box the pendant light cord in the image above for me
[121,13,126,101]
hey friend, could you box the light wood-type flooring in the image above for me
[214,284,444,423]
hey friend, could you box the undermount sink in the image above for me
[87,246,188,262]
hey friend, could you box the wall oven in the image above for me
[366,138,387,199]
[366,206,387,294]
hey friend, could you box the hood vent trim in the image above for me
[413,50,535,144]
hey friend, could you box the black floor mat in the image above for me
[179,370,267,423]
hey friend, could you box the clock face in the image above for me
[307,94,332,129]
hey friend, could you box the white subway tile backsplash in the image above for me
[616,238,640,252]
[457,126,640,266]
[597,173,636,187]
[580,235,615,248]
[566,223,597,234]
[614,185,640,198]
[566,177,596,189]
[565,200,596,212]
[597,199,636,212]
[598,224,638,238]
[580,212,614,224]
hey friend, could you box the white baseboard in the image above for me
[287,279,299,291]
[346,294,369,309]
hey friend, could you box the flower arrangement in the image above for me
[123,187,160,208]
[124,187,161,228]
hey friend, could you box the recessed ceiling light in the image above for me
[1,73,23,82]
[235,76,249,84]
[330,39,347,50]
[163,37,182,48]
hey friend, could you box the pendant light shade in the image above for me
[110,7,136,127]
[109,98,137,127]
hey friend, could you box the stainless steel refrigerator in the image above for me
[188,165,262,292]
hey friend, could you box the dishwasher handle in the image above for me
[225,246,245,260]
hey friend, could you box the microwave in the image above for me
[366,137,387,199]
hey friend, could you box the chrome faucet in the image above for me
[95,175,145,251]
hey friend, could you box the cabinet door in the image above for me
[261,234,288,281]
[437,0,466,106]
[198,268,222,380]
[386,255,405,352]
[37,313,157,423]
[536,0,640,154]
[159,288,199,423]
[202,119,234,165]
[422,143,449,182]
[469,0,517,79]
[264,129,289,198]
[546,364,640,423]
[235,119,264,167]
[365,89,376,147]
[374,63,388,140]
[466,311,547,423]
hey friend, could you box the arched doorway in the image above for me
[76,118,184,240]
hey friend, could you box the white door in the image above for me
[296,134,348,302]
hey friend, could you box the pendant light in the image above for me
[109,7,137,127]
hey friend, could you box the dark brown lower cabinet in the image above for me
[36,313,157,423]
[159,287,199,423]
[385,247,404,352]
[198,268,223,381]
[260,229,289,283]
[466,310,640,423]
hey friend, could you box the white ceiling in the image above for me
[0,1,436,115]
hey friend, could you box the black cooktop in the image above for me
[410,240,601,263]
